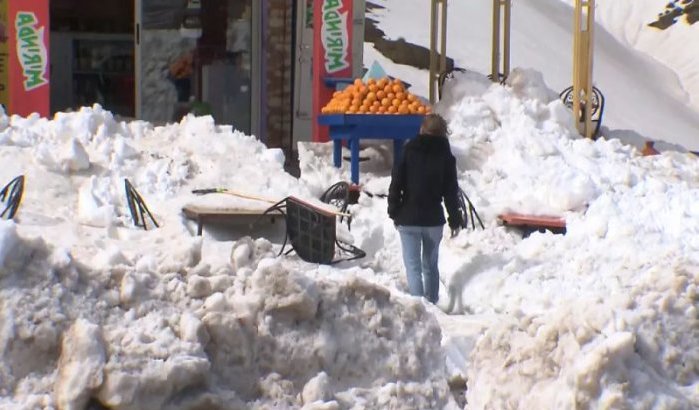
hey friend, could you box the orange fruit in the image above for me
[320,77,425,115]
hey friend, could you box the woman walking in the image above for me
[388,114,462,304]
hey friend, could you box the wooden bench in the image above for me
[182,205,280,236]
[498,212,566,236]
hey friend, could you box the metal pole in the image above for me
[440,0,448,77]
[503,0,511,77]
[584,0,595,137]
[573,0,595,138]
[491,0,511,81]
[573,0,582,135]
[429,0,439,103]
[491,0,500,81]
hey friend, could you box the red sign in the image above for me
[0,0,9,110]
[7,0,49,117]
[312,0,353,142]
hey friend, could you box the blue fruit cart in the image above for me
[317,114,424,184]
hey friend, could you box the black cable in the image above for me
[458,188,484,230]
[256,198,288,256]
[124,179,159,230]
[361,190,387,199]
[320,181,353,229]
[0,175,25,220]
[333,240,366,264]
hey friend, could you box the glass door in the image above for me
[135,0,256,132]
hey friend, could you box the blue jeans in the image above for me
[397,225,444,303]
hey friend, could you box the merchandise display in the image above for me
[321,77,431,115]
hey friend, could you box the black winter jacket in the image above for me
[387,134,463,228]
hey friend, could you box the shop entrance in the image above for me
[135,0,256,132]
[50,0,136,118]
[49,0,363,162]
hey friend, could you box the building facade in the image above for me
[48,0,364,152]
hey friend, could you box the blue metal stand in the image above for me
[317,114,423,184]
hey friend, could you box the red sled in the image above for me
[498,212,566,236]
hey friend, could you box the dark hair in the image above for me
[420,113,449,137]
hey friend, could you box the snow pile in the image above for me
[435,69,699,408]
[0,226,451,409]
[0,105,306,235]
[301,68,699,408]
[370,0,699,151]
[1,60,699,408]
[0,105,455,409]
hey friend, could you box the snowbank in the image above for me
[435,69,699,408]
[0,105,455,409]
[1,66,698,409]
[0,226,452,409]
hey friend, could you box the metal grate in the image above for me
[286,197,336,264]
[259,195,365,265]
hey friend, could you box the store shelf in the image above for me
[71,36,134,117]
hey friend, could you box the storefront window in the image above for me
[138,0,252,133]
[50,0,135,117]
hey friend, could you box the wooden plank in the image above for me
[182,205,281,236]
[182,205,271,218]
[287,196,351,218]
[498,212,566,228]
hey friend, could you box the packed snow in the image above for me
[1,1,699,409]
[0,107,453,409]
[2,66,698,408]
[369,0,699,151]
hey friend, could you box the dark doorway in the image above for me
[50,0,135,117]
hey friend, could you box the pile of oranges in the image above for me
[321,78,432,115]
